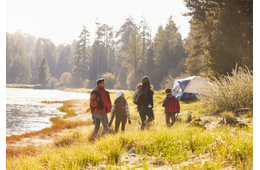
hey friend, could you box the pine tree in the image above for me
[42,40,57,78]
[124,27,142,89]
[37,57,51,85]
[31,38,44,83]
[6,33,13,83]
[71,26,90,87]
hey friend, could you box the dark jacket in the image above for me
[90,86,112,115]
[137,83,154,109]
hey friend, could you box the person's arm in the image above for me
[111,101,116,113]
[162,98,167,107]
[177,100,180,112]
[125,100,131,121]
[125,100,131,124]
[100,90,112,112]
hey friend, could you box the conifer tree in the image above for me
[37,57,51,85]
[31,38,44,83]
[72,26,90,87]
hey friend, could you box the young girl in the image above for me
[108,91,131,133]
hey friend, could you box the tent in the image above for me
[172,76,210,101]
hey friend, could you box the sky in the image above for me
[6,0,191,46]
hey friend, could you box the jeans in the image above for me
[93,113,108,137]
[138,107,154,130]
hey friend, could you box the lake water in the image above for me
[6,88,90,136]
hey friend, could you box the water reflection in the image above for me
[6,88,90,136]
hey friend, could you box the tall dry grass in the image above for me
[6,84,253,169]
[6,124,253,170]
[198,65,253,113]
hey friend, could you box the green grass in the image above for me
[6,123,253,169]
[6,84,253,169]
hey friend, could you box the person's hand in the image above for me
[92,115,95,124]
[128,120,131,124]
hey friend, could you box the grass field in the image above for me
[6,88,253,169]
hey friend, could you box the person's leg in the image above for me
[170,113,176,126]
[114,115,120,133]
[93,114,101,136]
[138,108,146,130]
[121,115,127,132]
[146,108,154,123]
[99,114,108,137]
[165,113,171,127]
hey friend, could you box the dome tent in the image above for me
[172,76,210,101]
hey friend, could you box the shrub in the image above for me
[186,114,192,123]
[102,72,115,89]
[83,79,90,88]
[48,77,59,88]
[60,72,72,87]
[189,120,206,129]
[198,65,253,113]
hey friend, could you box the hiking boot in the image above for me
[144,120,149,130]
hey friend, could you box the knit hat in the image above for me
[165,88,172,95]
[116,91,124,99]
[141,76,150,84]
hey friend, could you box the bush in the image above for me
[198,65,253,113]
[60,72,72,87]
[48,77,59,88]
[102,72,115,89]
[83,79,90,88]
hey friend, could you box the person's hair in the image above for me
[96,78,105,86]
[136,82,153,90]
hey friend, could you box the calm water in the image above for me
[6,88,90,136]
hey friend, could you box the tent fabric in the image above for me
[172,76,209,101]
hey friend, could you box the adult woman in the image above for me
[136,76,154,130]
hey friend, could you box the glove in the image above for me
[92,115,95,124]
[128,120,131,124]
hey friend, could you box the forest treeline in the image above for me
[6,0,252,90]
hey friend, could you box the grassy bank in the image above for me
[6,88,253,169]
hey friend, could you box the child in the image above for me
[108,91,131,133]
[162,88,180,127]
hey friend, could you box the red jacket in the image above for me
[90,86,112,115]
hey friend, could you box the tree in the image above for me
[42,40,57,77]
[139,14,150,61]
[124,27,143,90]
[37,57,51,85]
[183,0,252,77]
[183,0,219,77]
[6,33,13,83]
[71,26,91,87]
[7,31,32,84]
[31,38,44,83]
[208,0,253,76]
[55,45,72,80]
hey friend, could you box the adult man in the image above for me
[90,78,112,137]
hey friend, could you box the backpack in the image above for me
[165,96,180,113]
[133,85,144,105]
[90,88,104,112]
